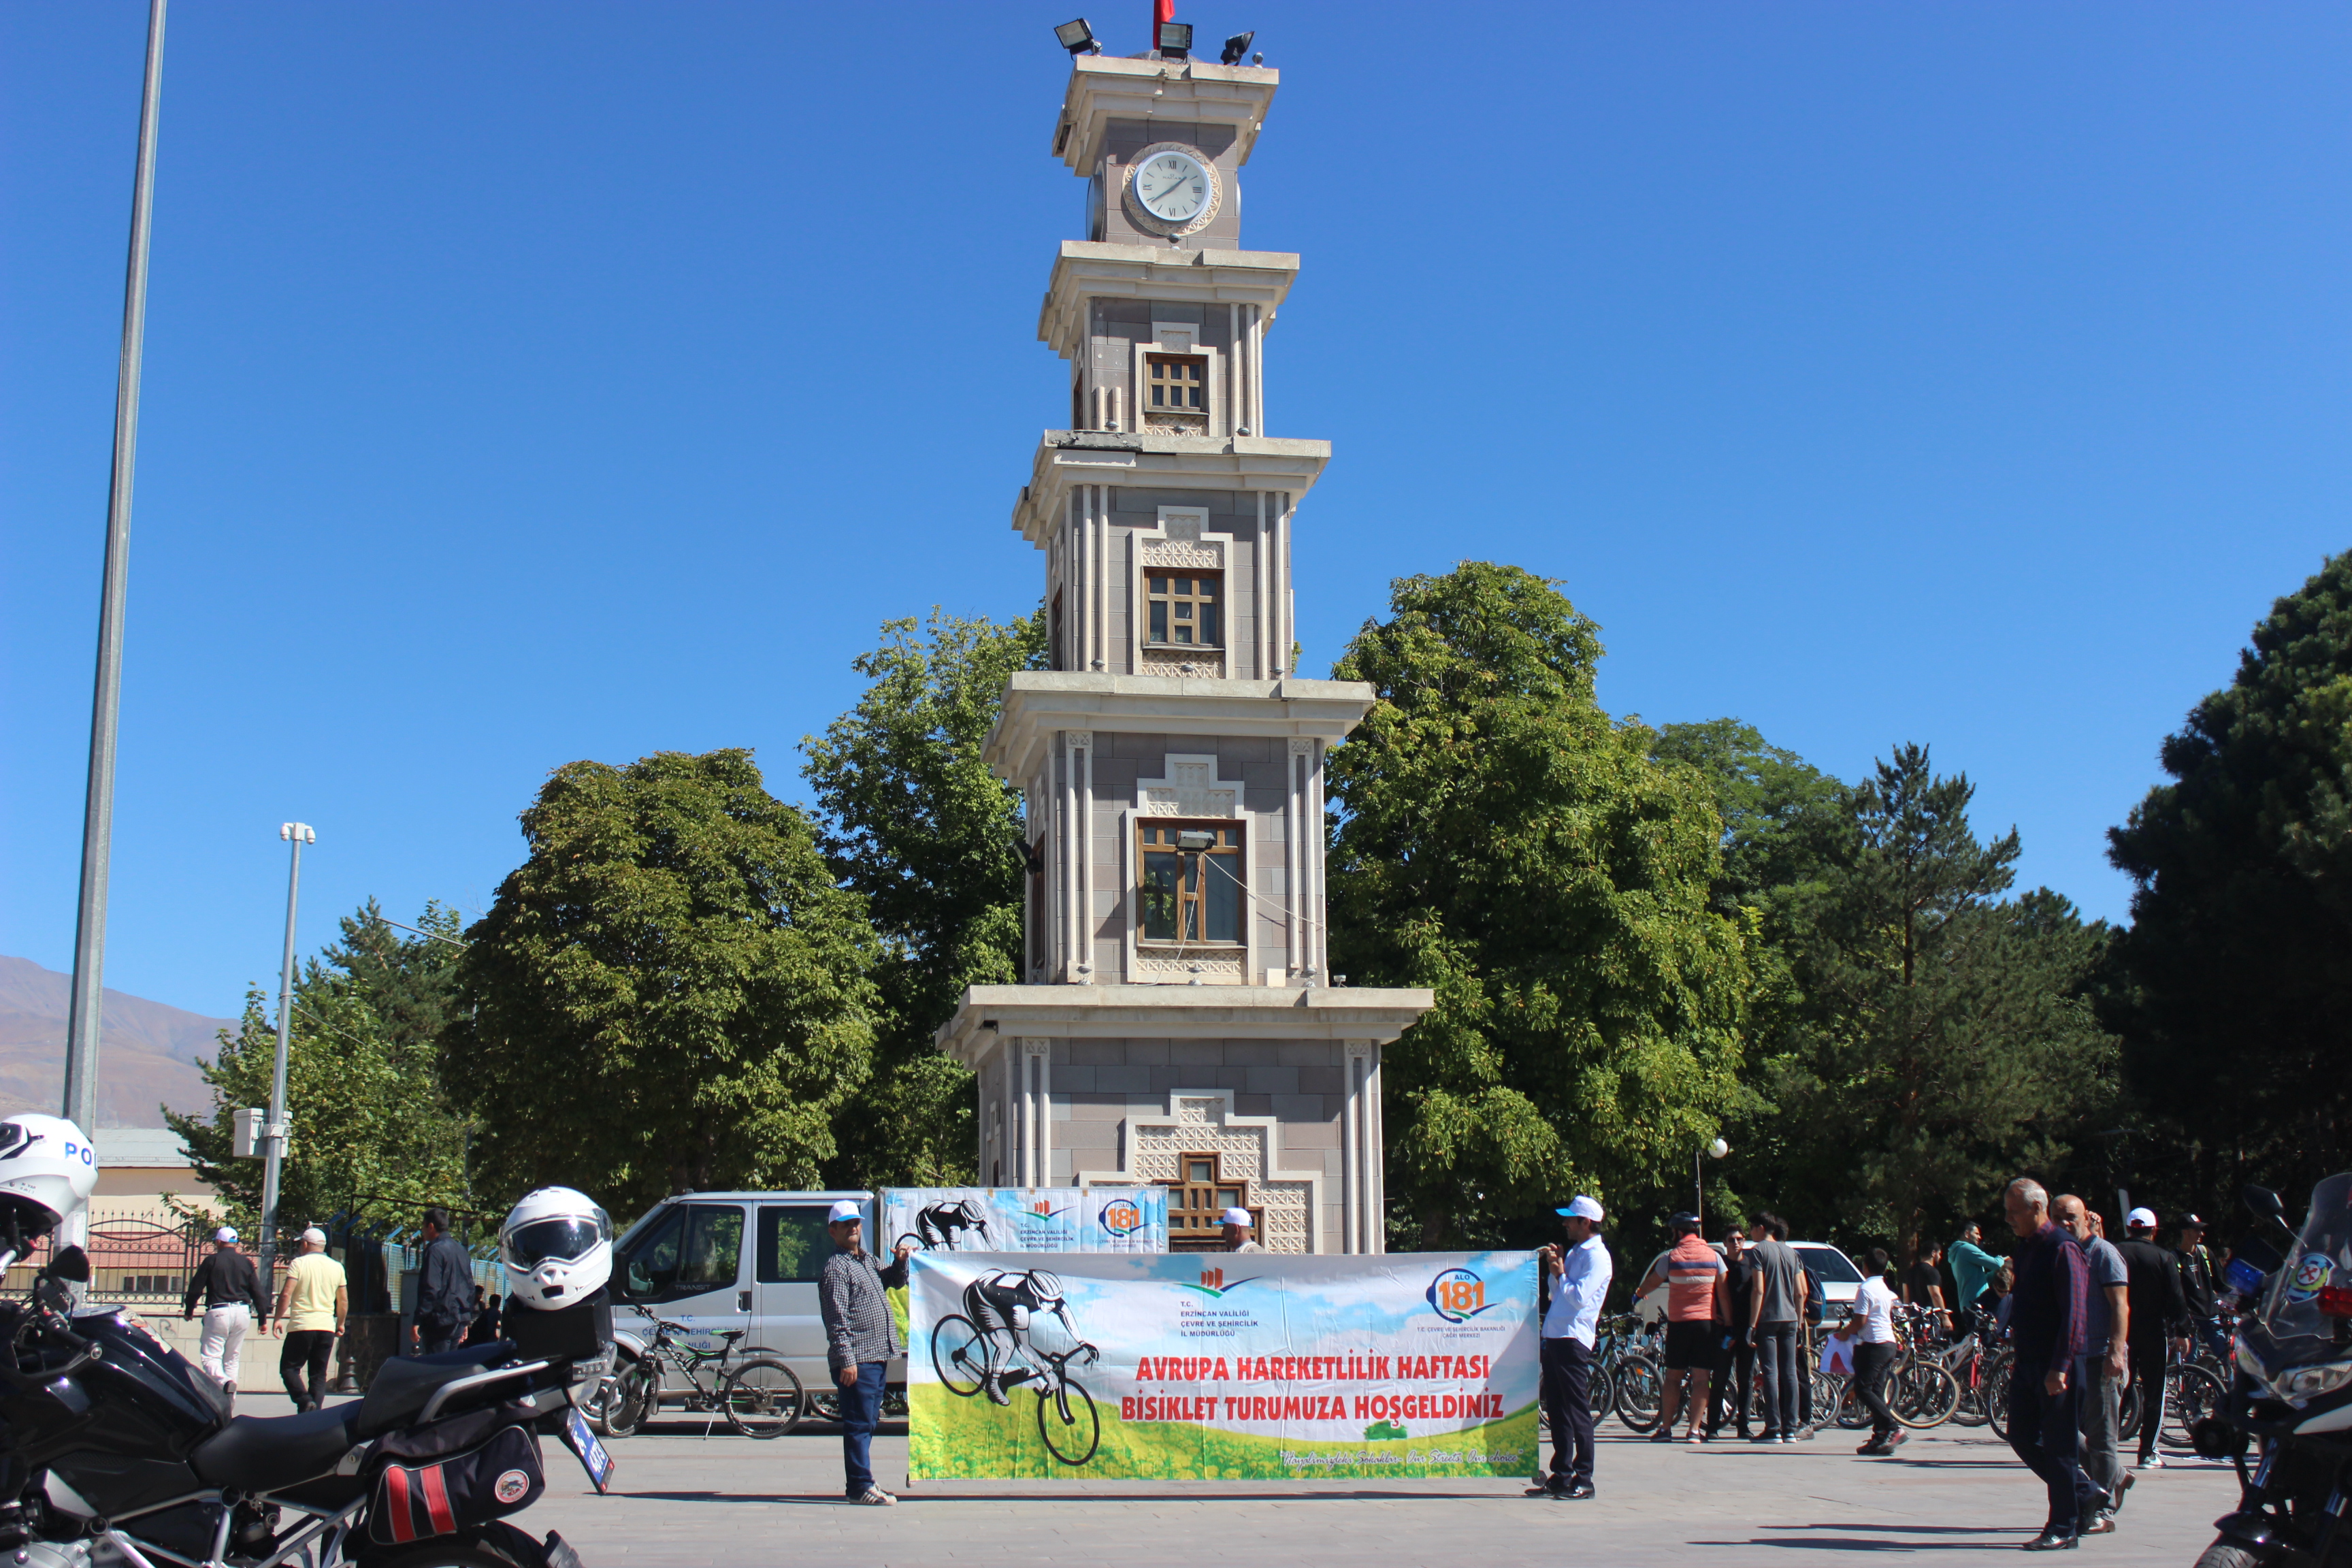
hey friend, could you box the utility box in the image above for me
[232,1108,264,1158]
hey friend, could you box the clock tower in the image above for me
[933,48,1432,1254]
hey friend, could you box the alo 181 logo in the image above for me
[1098,1200,1144,1237]
[1426,1267,1497,1323]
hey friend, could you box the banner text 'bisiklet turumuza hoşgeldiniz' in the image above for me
[907,1251,1537,1480]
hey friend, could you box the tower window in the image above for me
[1145,354,1207,412]
[1160,1151,1257,1252]
[1147,572,1222,647]
[1138,820,1243,943]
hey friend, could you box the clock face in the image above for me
[1124,144,1220,235]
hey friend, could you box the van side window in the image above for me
[756,1205,835,1284]
[615,1203,744,1302]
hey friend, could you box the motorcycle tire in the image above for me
[2190,1544,2261,1568]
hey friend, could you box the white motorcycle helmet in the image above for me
[500,1187,612,1310]
[0,1115,97,1235]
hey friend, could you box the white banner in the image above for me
[907,1250,1538,1480]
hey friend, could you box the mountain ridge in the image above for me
[0,956,230,1126]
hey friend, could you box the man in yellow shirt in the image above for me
[274,1227,347,1411]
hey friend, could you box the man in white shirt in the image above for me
[1526,1195,1612,1501]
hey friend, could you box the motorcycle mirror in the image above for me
[44,1245,91,1284]
[2242,1184,2287,1222]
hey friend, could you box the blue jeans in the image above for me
[840,1361,885,1497]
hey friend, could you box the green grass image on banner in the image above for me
[907,1386,1539,1480]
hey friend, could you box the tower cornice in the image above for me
[1052,55,1279,176]
[1013,431,1328,547]
[1037,242,1298,362]
[983,672,1373,787]
[936,985,1433,1068]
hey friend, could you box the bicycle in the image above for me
[2116,1338,2230,1452]
[929,1311,1103,1465]
[593,1314,806,1440]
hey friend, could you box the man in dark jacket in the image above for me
[2004,1177,2104,1550]
[818,1202,913,1505]
[2117,1207,2191,1471]
[412,1209,476,1356]
[182,1226,263,1404]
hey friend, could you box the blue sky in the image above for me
[5,3,2347,1021]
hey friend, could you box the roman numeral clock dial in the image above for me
[1123,143,1220,238]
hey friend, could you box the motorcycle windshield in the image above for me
[2253,1173,2352,1360]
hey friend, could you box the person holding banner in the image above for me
[819,1200,913,1506]
[1529,1195,1612,1501]
[1221,1206,1266,1253]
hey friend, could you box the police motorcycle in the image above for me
[2190,1174,2352,1568]
[0,1120,619,1568]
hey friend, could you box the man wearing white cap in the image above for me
[818,1201,913,1505]
[2114,1207,2188,1473]
[272,1226,347,1411]
[1528,1196,1611,1500]
[1219,1206,1264,1253]
[181,1225,262,1405]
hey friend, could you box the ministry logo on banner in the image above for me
[906,1251,1539,1481]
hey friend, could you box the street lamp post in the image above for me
[1696,1137,1730,1230]
[59,0,170,1252]
[257,823,314,1292]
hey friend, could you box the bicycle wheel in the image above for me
[1588,1362,1615,1424]
[2165,1365,2226,1447]
[895,1234,927,1255]
[930,1313,988,1398]
[1948,1356,1989,1426]
[604,1359,655,1439]
[720,1357,806,1439]
[1892,1362,1959,1429]
[1614,1357,1665,1433]
[1984,1360,2013,1442]
[1825,1373,1866,1428]
[2118,1379,2144,1439]
[1036,1377,1100,1465]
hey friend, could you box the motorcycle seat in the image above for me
[355,1342,513,1438]
[191,1403,360,1492]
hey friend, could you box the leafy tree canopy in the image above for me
[1326,563,1756,1247]
[445,749,878,1218]
[168,901,474,1235]
[801,609,1045,1188]
[1748,745,2114,1256]
[2107,551,2352,1214]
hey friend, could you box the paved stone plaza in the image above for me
[246,1395,2232,1565]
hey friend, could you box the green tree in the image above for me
[1650,719,1849,913]
[2107,551,2352,1215]
[1761,746,2114,1257]
[1326,564,1755,1247]
[444,749,879,1216]
[167,902,474,1234]
[801,608,1046,1188]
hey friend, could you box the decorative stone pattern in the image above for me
[1139,757,1239,817]
[1139,647,1224,679]
[1141,541,1222,570]
[1126,1095,1312,1253]
[1132,947,1246,983]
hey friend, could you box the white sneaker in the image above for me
[849,1487,897,1505]
[2135,1454,2164,1471]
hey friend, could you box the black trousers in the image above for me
[416,1322,461,1356]
[2127,1338,2168,1460]
[1754,1321,1800,1435]
[1854,1341,1899,1437]
[2008,1369,2100,1531]
[1710,1333,1754,1434]
[280,1330,335,1409]
[1539,1337,1596,1486]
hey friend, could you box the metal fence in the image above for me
[3,1211,501,1315]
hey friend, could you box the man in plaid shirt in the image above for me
[2002,1177,2104,1550]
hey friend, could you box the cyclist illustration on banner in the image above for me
[930,1269,1103,1465]
[898,1198,992,1253]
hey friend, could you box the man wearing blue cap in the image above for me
[1527,1196,1612,1500]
